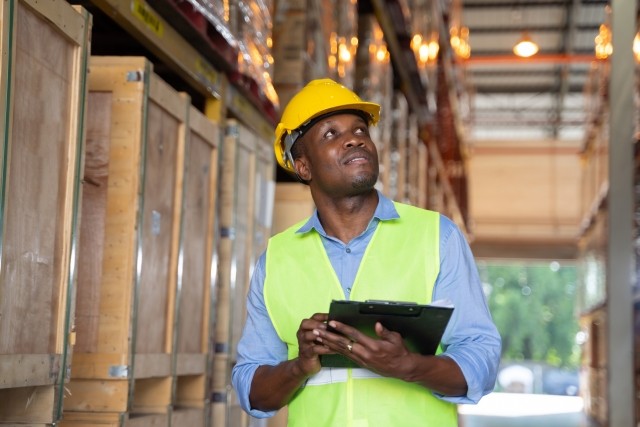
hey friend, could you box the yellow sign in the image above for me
[131,0,164,37]
[195,57,221,93]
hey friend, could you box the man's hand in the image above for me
[249,312,334,411]
[313,319,468,396]
[294,313,334,377]
[313,319,412,377]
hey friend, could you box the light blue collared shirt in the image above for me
[231,192,501,418]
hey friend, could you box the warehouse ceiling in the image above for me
[442,0,612,259]
[458,0,608,141]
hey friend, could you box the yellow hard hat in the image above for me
[274,78,381,174]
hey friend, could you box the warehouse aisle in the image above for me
[459,393,600,427]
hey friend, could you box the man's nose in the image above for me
[344,135,366,148]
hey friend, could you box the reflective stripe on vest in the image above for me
[264,202,458,427]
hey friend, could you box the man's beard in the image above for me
[351,170,379,190]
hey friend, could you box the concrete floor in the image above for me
[458,393,600,427]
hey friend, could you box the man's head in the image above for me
[274,79,381,178]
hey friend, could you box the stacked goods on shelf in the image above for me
[213,119,277,427]
[579,305,608,426]
[158,0,239,70]
[327,0,358,88]
[0,1,91,424]
[580,63,610,229]
[229,0,279,114]
[272,0,331,108]
[62,57,189,426]
[387,93,410,202]
[354,13,394,199]
[406,113,427,208]
[417,140,429,209]
[577,207,607,425]
[171,106,220,426]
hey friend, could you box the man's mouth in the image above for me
[344,150,370,165]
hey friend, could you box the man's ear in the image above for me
[294,157,311,182]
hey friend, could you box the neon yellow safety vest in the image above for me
[264,202,458,427]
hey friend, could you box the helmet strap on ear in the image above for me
[283,130,307,183]
[283,130,300,169]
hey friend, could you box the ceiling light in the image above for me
[513,33,539,58]
[594,24,612,59]
[633,32,640,62]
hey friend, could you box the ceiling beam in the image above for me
[461,53,598,65]
[368,0,430,124]
[468,24,600,34]
[463,0,608,9]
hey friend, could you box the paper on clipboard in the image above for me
[320,299,454,368]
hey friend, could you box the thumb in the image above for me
[375,322,390,338]
[375,322,402,345]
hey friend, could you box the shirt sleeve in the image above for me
[432,215,502,404]
[231,252,286,418]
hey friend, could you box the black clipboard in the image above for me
[320,299,454,368]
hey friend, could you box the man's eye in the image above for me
[323,129,336,138]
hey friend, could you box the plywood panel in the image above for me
[76,91,112,354]
[135,95,181,355]
[66,57,188,420]
[468,141,582,242]
[0,0,90,423]
[176,109,218,358]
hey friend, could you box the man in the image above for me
[232,78,501,426]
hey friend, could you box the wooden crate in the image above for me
[170,105,220,427]
[61,57,189,425]
[0,1,91,424]
[272,183,315,235]
[212,119,258,427]
[227,131,276,427]
[252,136,276,261]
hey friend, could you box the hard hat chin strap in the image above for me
[283,130,300,170]
[283,130,307,183]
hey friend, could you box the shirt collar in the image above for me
[296,190,400,235]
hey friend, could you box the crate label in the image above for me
[195,57,221,94]
[131,0,164,37]
[151,210,162,235]
[109,365,129,378]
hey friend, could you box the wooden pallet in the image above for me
[0,0,91,424]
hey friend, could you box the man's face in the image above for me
[294,112,379,196]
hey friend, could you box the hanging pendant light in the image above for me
[513,32,539,58]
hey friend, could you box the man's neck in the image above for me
[313,190,378,244]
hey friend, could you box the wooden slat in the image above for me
[76,91,112,354]
[0,354,60,389]
[171,407,205,426]
[63,379,129,413]
[0,385,56,423]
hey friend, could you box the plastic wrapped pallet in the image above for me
[0,1,91,424]
[61,57,190,426]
